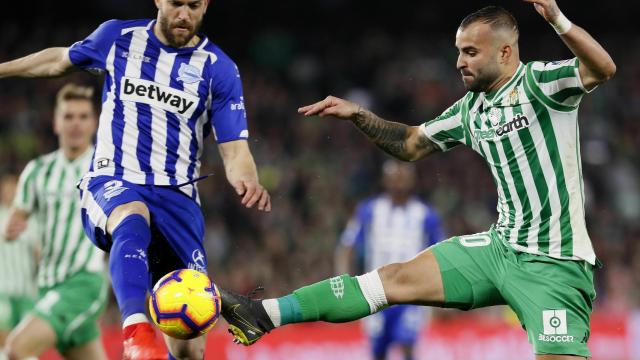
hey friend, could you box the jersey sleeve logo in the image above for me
[177,63,204,84]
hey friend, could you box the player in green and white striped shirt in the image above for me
[2,84,107,360]
[219,2,616,359]
[0,174,38,354]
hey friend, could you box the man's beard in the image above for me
[158,14,202,48]
[464,64,501,93]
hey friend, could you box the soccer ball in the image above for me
[149,269,221,340]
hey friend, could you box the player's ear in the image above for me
[499,43,512,65]
[154,0,161,10]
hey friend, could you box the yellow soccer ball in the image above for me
[149,269,221,340]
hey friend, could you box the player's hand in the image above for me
[3,218,27,241]
[523,0,562,24]
[298,96,361,121]
[232,180,271,212]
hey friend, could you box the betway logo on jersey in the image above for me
[120,77,199,117]
[474,113,530,141]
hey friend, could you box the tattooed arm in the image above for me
[298,96,440,161]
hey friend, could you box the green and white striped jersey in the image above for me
[0,206,38,297]
[422,58,596,264]
[14,147,104,288]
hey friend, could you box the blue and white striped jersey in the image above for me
[340,195,443,271]
[69,19,248,201]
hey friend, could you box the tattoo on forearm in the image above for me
[415,132,439,155]
[352,107,411,160]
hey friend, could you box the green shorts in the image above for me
[32,271,107,354]
[432,229,596,357]
[0,294,35,331]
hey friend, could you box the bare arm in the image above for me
[218,140,271,212]
[299,96,440,162]
[524,0,616,90]
[3,208,30,241]
[0,47,75,79]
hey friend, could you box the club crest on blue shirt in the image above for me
[177,63,203,84]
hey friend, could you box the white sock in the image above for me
[356,270,388,314]
[261,298,281,327]
[122,313,149,328]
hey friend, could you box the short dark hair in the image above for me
[460,6,519,37]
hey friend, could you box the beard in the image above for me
[158,13,203,48]
[462,63,501,93]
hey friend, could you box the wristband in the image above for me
[550,13,572,35]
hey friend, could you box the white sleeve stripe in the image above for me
[420,124,447,151]
[531,59,576,72]
[573,62,597,94]
[538,77,582,96]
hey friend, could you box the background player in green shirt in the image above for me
[2,84,107,360]
[220,1,616,359]
[0,174,38,359]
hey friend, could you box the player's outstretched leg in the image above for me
[106,201,165,360]
[218,287,276,345]
[221,249,445,345]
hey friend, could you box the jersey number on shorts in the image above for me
[459,234,491,247]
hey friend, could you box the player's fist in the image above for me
[298,96,361,121]
[523,0,562,23]
[233,179,271,212]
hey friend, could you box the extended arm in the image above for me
[218,140,271,212]
[299,96,440,162]
[525,0,616,90]
[0,47,75,79]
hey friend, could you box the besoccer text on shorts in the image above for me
[219,1,616,360]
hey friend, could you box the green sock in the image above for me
[277,274,373,325]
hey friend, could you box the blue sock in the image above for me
[109,214,151,322]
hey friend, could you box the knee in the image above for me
[106,201,150,234]
[377,251,444,305]
[378,262,411,288]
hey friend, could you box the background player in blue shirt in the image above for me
[0,1,271,359]
[336,160,443,360]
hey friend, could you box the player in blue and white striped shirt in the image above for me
[0,1,271,359]
[336,161,443,360]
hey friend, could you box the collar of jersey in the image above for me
[482,62,525,108]
[146,20,208,54]
[56,145,94,165]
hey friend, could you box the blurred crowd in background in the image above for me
[0,0,638,327]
